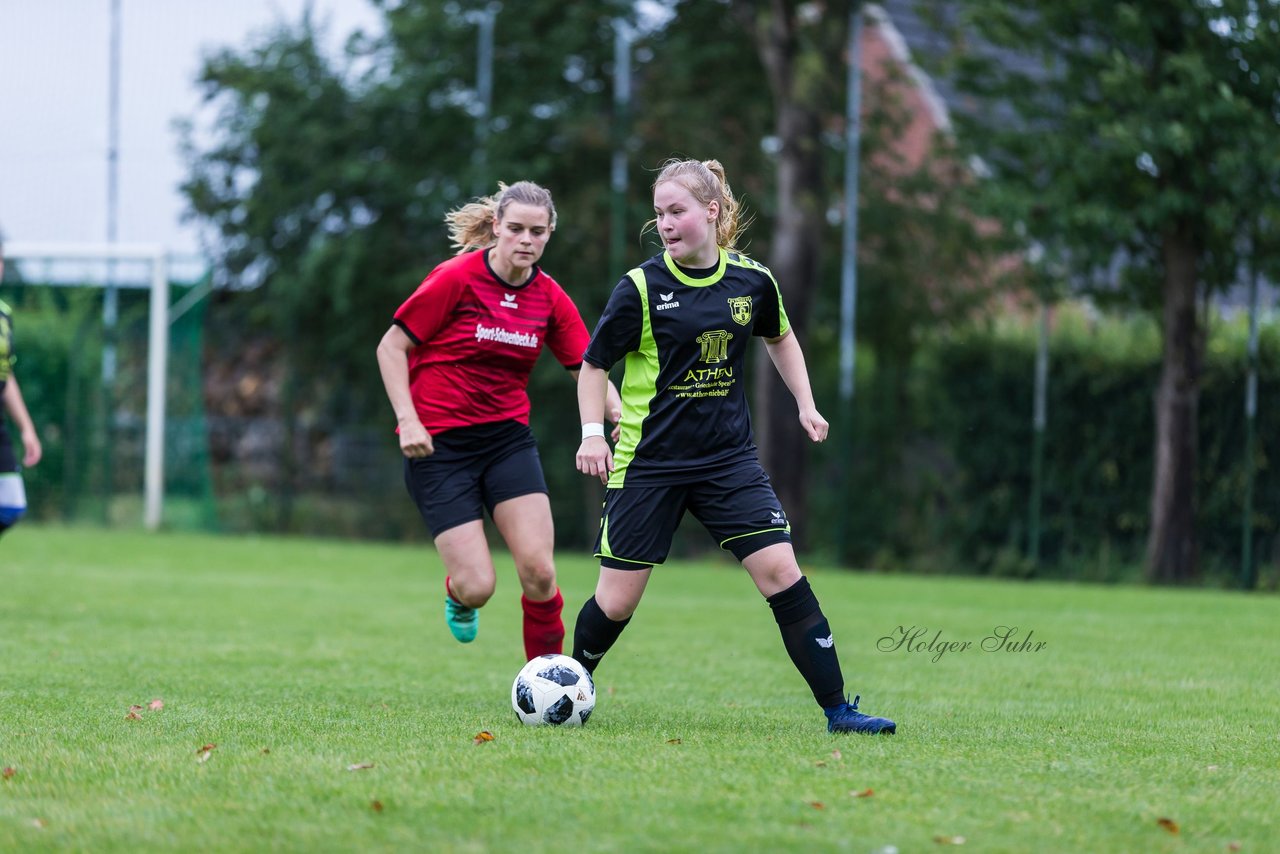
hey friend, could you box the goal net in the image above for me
[1,242,215,531]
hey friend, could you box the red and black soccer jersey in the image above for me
[583,248,790,486]
[393,249,590,433]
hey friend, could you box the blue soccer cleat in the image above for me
[825,695,896,734]
[444,595,478,643]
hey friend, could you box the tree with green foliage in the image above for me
[936,0,1280,583]
[178,0,1008,552]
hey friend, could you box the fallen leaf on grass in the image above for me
[810,801,825,810]
[933,835,966,845]
[3,767,15,780]
[666,738,682,745]
[851,788,874,798]
[1228,842,1242,852]
[129,704,145,712]
[473,731,495,745]
[125,711,143,721]
[371,800,384,813]
[814,761,827,767]
[1156,817,1179,835]
[31,818,46,829]
[831,749,842,761]
[261,748,271,755]
[149,699,164,711]
[196,744,216,764]
[346,763,375,772]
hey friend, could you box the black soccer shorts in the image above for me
[403,420,548,537]
[593,461,792,569]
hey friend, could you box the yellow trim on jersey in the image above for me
[607,269,659,487]
[725,252,790,337]
[662,248,727,287]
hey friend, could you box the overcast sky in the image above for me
[0,0,382,258]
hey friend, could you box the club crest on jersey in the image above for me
[728,296,753,326]
[500,292,519,309]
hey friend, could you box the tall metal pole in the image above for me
[836,3,864,563]
[103,0,122,521]
[472,3,498,194]
[610,20,632,278]
[1241,225,1260,590]
[105,0,121,350]
[1029,296,1049,566]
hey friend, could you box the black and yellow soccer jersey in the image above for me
[583,248,791,487]
[0,299,13,387]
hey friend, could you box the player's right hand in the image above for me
[576,436,613,484]
[399,420,434,458]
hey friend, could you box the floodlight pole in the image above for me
[1241,226,1260,590]
[610,19,632,279]
[1029,295,1049,566]
[471,3,499,194]
[104,0,123,519]
[836,2,864,563]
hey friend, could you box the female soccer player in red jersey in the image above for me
[571,160,895,734]
[377,181,619,660]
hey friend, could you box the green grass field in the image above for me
[1,526,1276,852]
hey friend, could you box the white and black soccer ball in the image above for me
[511,654,595,727]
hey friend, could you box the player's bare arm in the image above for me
[764,330,828,443]
[375,324,434,457]
[575,363,614,483]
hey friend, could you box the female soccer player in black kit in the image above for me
[571,159,895,734]
[0,234,43,539]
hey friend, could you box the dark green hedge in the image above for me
[824,309,1280,582]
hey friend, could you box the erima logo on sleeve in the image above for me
[816,634,835,649]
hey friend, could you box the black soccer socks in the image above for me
[767,576,846,709]
[572,595,631,675]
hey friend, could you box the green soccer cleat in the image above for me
[445,595,478,643]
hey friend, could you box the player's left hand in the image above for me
[799,407,828,443]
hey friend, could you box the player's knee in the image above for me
[451,575,496,608]
[595,590,639,622]
[516,557,557,598]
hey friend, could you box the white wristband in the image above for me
[581,422,606,440]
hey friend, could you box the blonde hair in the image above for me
[649,158,748,252]
[444,181,557,254]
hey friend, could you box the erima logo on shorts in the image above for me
[475,322,539,348]
[655,291,680,311]
[770,510,787,526]
[500,292,519,309]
